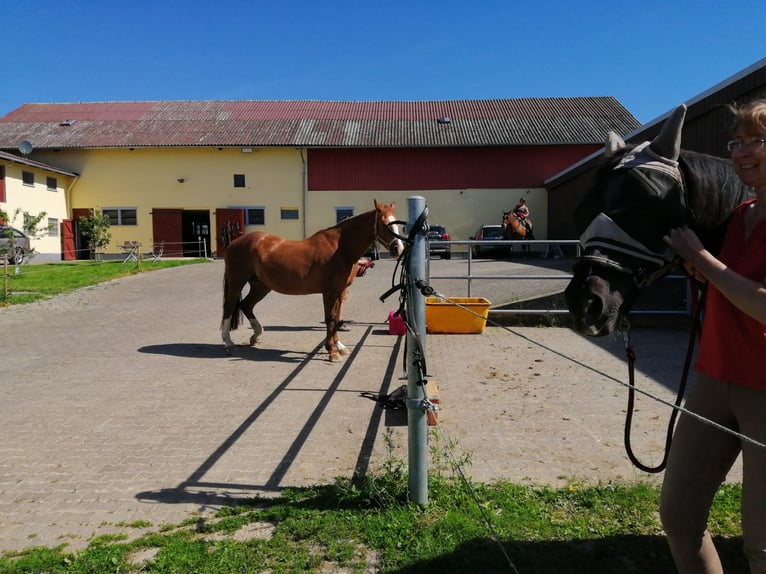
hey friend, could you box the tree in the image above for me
[17,208,49,239]
[78,210,112,260]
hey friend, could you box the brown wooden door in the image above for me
[151,209,183,257]
[60,220,76,260]
[215,209,245,257]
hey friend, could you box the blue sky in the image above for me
[4,0,764,124]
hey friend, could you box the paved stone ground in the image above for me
[0,257,742,552]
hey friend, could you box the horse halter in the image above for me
[373,210,402,252]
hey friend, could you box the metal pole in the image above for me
[406,195,428,505]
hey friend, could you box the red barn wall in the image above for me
[307,145,599,191]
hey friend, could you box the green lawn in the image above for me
[0,258,207,305]
[0,472,744,573]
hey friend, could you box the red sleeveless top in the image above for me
[696,200,766,389]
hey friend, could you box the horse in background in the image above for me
[502,210,534,256]
[221,199,404,361]
[564,104,754,336]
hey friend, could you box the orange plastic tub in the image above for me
[425,297,491,334]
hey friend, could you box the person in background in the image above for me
[512,197,533,235]
[661,98,766,573]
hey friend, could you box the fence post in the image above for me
[406,195,428,505]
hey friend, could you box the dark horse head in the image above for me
[564,104,754,336]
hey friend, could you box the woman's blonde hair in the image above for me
[729,98,766,133]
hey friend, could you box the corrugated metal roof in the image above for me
[0,97,640,150]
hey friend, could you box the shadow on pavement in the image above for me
[138,342,304,362]
[136,327,404,507]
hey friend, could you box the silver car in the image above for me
[0,226,31,264]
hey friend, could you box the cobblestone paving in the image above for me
[0,257,741,552]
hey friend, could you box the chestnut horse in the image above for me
[221,200,404,361]
[502,210,534,256]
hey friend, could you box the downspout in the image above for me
[300,148,307,239]
[65,175,81,219]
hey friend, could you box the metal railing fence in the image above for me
[425,239,691,316]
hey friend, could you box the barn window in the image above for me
[233,174,246,188]
[280,207,299,220]
[22,171,34,186]
[0,166,5,202]
[335,207,354,223]
[48,218,59,237]
[246,207,265,225]
[102,207,137,226]
[47,176,57,191]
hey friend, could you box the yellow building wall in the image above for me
[30,146,550,257]
[35,147,305,254]
[0,160,73,259]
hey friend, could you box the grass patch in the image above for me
[0,259,207,306]
[0,478,744,573]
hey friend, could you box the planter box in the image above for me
[425,297,491,334]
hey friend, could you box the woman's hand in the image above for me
[663,227,708,282]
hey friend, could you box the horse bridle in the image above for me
[574,215,680,289]
[373,211,401,252]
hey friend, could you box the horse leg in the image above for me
[323,289,350,362]
[241,279,271,345]
[221,271,248,353]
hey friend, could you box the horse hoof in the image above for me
[335,341,350,355]
[249,335,260,346]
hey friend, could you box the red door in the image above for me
[215,209,245,257]
[60,220,76,260]
[151,209,183,257]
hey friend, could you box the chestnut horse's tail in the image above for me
[222,272,243,330]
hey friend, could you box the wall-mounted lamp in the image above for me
[241,148,253,153]
[177,178,185,183]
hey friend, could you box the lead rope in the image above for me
[623,281,706,473]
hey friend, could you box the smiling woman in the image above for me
[657,99,766,574]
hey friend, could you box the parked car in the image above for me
[470,224,507,258]
[426,224,451,259]
[0,226,31,264]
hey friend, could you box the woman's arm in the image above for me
[664,226,766,324]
